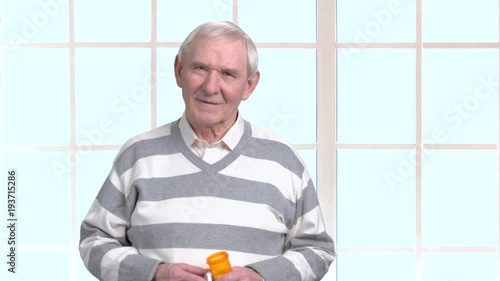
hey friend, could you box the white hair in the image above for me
[177,21,259,78]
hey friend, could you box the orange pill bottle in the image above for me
[206,251,233,280]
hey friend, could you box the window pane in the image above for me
[422,253,498,281]
[422,49,499,144]
[74,0,151,42]
[422,0,499,42]
[0,251,70,281]
[337,149,416,247]
[157,0,232,42]
[2,48,70,146]
[156,48,185,125]
[337,0,416,43]
[0,152,71,245]
[238,0,316,42]
[422,150,498,247]
[337,49,416,143]
[240,49,317,143]
[1,0,69,43]
[337,253,416,281]
[75,48,151,145]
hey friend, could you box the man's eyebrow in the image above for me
[220,67,239,74]
[190,60,240,75]
[190,60,205,67]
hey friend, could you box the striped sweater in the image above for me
[79,118,335,281]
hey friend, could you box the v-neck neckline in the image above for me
[171,119,251,175]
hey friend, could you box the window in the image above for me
[335,1,499,281]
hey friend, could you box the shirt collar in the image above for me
[179,113,244,150]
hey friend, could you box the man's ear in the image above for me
[242,70,260,100]
[174,55,183,87]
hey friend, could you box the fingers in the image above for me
[178,263,210,276]
[154,263,209,281]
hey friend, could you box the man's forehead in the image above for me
[186,37,248,71]
[189,37,247,55]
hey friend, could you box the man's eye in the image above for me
[222,72,234,77]
[194,66,206,71]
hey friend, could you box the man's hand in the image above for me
[217,266,263,281]
[153,263,208,281]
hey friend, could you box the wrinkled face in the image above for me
[174,37,259,132]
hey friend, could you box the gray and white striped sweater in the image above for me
[79,118,335,281]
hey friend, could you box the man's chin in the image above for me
[189,114,220,127]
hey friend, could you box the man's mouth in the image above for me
[198,99,220,105]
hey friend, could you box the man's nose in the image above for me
[202,70,221,94]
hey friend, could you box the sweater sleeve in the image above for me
[79,165,161,281]
[246,173,336,281]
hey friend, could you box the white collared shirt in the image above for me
[179,113,244,164]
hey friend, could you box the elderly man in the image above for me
[79,21,335,281]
